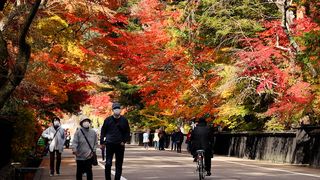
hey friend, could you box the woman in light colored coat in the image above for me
[153,129,160,150]
[72,115,97,180]
[42,117,65,176]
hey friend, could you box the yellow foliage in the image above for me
[180,89,192,102]
[215,65,238,99]
[66,42,85,60]
[217,65,238,82]
[159,109,174,116]
[36,15,69,36]
[220,47,232,52]
[217,100,249,119]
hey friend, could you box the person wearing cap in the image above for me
[72,115,98,180]
[190,117,214,176]
[100,102,130,180]
[42,117,65,176]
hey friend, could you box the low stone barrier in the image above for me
[213,126,320,167]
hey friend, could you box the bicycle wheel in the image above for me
[198,156,205,180]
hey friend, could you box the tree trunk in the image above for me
[0,0,42,110]
[0,32,8,86]
[0,0,7,11]
[280,0,317,77]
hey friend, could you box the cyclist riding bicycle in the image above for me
[190,117,214,176]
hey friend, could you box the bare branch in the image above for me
[191,83,209,102]
[0,0,42,110]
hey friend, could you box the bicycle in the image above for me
[196,149,206,180]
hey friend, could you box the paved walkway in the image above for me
[38,145,320,180]
[38,148,106,180]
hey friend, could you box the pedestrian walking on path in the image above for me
[100,102,131,180]
[158,128,166,150]
[153,129,160,150]
[143,129,150,150]
[185,129,192,152]
[171,130,177,151]
[65,131,71,149]
[72,115,98,180]
[175,127,184,153]
[41,117,65,176]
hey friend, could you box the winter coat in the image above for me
[175,131,184,144]
[190,123,213,157]
[143,132,149,143]
[42,126,65,153]
[72,127,98,160]
[100,115,130,145]
[153,132,159,142]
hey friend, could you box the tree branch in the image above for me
[0,0,42,110]
[0,32,8,86]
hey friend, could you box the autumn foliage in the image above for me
[1,0,320,133]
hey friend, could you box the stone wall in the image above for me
[213,127,320,167]
[130,127,320,167]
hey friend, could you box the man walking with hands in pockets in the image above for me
[100,102,131,180]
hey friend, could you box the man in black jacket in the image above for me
[100,102,130,180]
[190,117,213,176]
[175,128,184,153]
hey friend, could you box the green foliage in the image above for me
[126,109,146,131]
[298,30,320,66]
[216,100,249,124]
[193,0,272,47]
[264,117,286,131]
[126,105,180,132]
[215,64,238,99]
[127,18,143,32]
[1,100,38,163]
[11,112,37,163]
[107,75,142,107]
[118,0,141,13]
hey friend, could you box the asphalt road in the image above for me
[40,145,320,180]
[116,146,320,180]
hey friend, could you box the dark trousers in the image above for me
[101,147,105,161]
[105,143,125,180]
[65,140,70,148]
[76,159,93,180]
[176,142,182,153]
[159,138,165,150]
[171,141,177,150]
[204,151,211,172]
[49,150,61,174]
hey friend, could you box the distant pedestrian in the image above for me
[143,130,150,150]
[171,130,177,151]
[185,129,192,152]
[72,115,98,180]
[158,129,166,150]
[42,117,65,176]
[175,127,184,153]
[153,129,160,150]
[65,131,71,149]
[100,102,131,180]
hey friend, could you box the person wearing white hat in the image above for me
[72,115,98,180]
[42,117,65,176]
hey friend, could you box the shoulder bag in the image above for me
[80,129,98,166]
